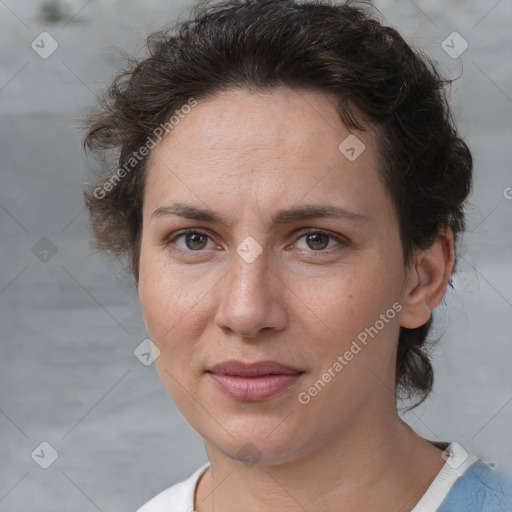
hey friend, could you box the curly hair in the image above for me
[83,0,473,407]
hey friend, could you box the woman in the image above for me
[83,1,512,510]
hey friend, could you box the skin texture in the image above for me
[137,88,455,512]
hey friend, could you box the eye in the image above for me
[162,228,346,255]
[293,229,344,252]
[166,229,216,251]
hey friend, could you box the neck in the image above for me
[195,406,445,512]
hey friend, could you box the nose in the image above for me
[214,248,288,339]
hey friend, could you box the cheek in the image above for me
[138,270,172,340]
[137,248,210,381]
[138,266,199,405]
[138,257,187,371]
[138,244,195,334]
[303,262,398,327]
[139,281,200,357]
[298,261,402,370]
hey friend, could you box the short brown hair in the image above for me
[83,0,473,408]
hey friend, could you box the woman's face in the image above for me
[138,87,415,465]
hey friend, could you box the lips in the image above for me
[208,360,302,377]
[207,360,304,401]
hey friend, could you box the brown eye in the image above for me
[183,232,208,250]
[305,233,330,250]
[294,230,343,252]
[166,229,214,251]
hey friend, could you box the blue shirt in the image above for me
[438,461,512,511]
[137,442,512,512]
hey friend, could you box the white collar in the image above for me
[137,442,477,512]
[411,442,479,511]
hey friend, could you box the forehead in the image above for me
[143,87,390,222]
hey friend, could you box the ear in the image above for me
[399,226,455,329]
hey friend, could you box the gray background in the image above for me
[1,0,511,510]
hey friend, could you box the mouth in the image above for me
[207,360,305,401]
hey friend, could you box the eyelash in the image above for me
[162,228,346,256]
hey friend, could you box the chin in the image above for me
[205,424,309,467]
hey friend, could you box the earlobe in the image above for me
[399,227,455,329]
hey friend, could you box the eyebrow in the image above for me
[151,203,367,227]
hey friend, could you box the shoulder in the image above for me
[136,463,210,512]
[412,442,512,512]
[438,460,512,511]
